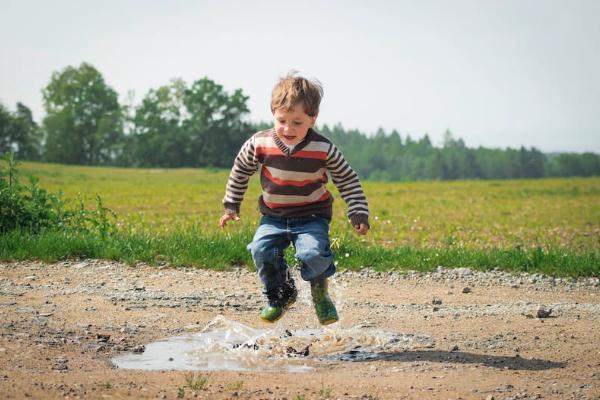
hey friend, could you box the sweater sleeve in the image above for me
[324,143,370,227]
[222,136,259,215]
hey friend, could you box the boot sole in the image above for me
[259,296,297,323]
[320,318,338,326]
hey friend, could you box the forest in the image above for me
[1,62,598,181]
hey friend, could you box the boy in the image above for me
[220,72,369,325]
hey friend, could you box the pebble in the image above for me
[132,345,145,354]
[536,305,553,318]
[462,287,472,294]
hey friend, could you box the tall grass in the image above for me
[1,228,597,277]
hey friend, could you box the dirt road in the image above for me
[1,260,599,399]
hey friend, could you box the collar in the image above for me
[271,128,314,156]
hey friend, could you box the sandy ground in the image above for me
[1,260,599,400]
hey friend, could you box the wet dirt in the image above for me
[1,260,599,399]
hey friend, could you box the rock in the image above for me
[456,267,473,277]
[462,287,472,294]
[432,297,442,305]
[132,345,145,353]
[52,358,68,371]
[536,305,552,318]
[96,334,110,343]
[38,312,54,317]
[450,345,459,352]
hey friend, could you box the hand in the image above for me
[219,212,240,229]
[354,223,369,235]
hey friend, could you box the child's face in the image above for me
[273,105,317,146]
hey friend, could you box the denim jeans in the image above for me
[247,215,336,296]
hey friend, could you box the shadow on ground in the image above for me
[328,350,566,371]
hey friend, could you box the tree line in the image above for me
[1,62,598,180]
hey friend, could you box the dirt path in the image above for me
[1,260,599,399]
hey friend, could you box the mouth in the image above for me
[283,135,297,141]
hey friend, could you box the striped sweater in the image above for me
[223,128,369,227]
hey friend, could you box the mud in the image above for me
[1,260,599,399]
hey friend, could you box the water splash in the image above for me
[111,315,435,373]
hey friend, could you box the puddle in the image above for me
[112,316,434,372]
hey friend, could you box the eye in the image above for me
[293,121,303,126]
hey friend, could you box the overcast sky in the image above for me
[1,0,599,153]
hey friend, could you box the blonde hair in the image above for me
[270,71,323,117]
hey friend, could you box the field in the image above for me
[6,161,597,277]
[19,162,599,251]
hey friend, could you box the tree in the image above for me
[42,62,123,165]
[0,104,13,155]
[518,146,545,178]
[131,79,189,167]
[12,103,42,160]
[131,77,251,168]
[0,102,42,160]
[183,77,250,167]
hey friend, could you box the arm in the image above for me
[220,137,258,228]
[325,143,370,234]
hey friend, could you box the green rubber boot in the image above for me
[259,279,298,323]
[260,304,284,322]
[310,278,338,325]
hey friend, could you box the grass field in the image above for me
[4,161,599,276]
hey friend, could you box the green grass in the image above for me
[1,229,597,277]
[184,373,208,391]
[2,161,598,277]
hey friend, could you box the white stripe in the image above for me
[301,141,331,153]
[263,186,328,205]
[224,194,243,203]
[254,135,277,148]
[334,174,358,187]
[265,166,325,181]
[337,180,361,192]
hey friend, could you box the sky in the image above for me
[1,0,599,153]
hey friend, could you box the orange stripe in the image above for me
[263,168,325,187]
[255,146,285,156]
[292,150,328,160]
[263,192,330,208]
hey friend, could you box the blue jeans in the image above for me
[247,215,336,296]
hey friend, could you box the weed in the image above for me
[102,381,112,389]
[185,373,208,390]
[319,381,333,398]
[294,395,306,400]
[177,386,185,398]
[0,154,117,236]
